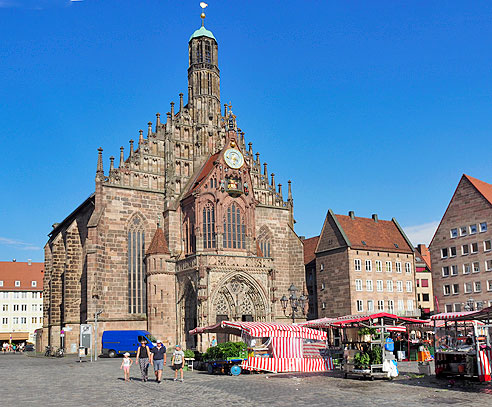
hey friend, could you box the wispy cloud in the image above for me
[0,0,75,9]
[0,237,42,251]
[403,221,440,246]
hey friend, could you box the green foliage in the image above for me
[354,351,371,369]
[203,341,247,361]
[183,349,195,358]
[368,346,382,365]
[358,327,377,337]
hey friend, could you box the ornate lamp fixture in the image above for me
[280,284,308,323]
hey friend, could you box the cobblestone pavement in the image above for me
[2,353,491,406]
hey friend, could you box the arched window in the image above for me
[203,203,216,249]
[258,226,273,258]
[196,41,203,63]
[205,41,211,63]
[128,215,146,314]
[223,203,245,249]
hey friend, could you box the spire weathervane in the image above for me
[200,2,208,26]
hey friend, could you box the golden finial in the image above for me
[200,2,208,26]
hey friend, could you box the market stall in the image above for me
[190,321,333,374]
[299,312,426,379]
[431,307,492,382]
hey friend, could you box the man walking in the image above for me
[172,345,185,382]
[150,340,166,383]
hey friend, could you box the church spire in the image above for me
[96,147,104,181]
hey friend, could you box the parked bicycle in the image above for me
[44,346,64,357]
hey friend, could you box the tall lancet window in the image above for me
[223,203,245,249]
[203,203,216,249]
[205,41,211,63]
[196,41,203,63]
[128,215,146,314]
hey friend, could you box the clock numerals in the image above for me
[224,148,244,169]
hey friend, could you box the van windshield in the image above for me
[146,334,157,343]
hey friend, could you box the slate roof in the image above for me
[303,236,320,265]
[0,261,44,291]
[146,227,170,255]
[333,214,414,254]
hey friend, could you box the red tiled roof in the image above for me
[0,261,44,291]
[303,236,319,265]
[335,214,413,253]
[464,174,492,206]
[146,227,170,255]
[185,152,220,197]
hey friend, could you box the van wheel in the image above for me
[108,350,117,358]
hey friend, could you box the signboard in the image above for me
[80,324,92,348]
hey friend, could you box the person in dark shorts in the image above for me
[150,340,167,383]
[135,340,151,382]
[172,344,185,382]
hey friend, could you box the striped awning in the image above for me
[386,326,407,332]
[189,321,327,340]
[300,312,426,328]
[430,311,477,320]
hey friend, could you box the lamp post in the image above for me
[280,284,308,323]
[94,310,103,361]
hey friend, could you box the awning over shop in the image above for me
[0,332,29,341]
[299,312,426,328]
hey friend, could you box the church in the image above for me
[42,13,306,352]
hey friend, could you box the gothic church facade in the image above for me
[42,22,305,351]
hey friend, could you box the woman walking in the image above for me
[135,340,151,382]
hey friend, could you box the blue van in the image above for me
[102,330,156,358]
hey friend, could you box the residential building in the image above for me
[303,236,319,320]
[315,210,418,317]
[42,12,305,352]
[0,260,44,344]
[429,174,492,313]
[414,244,434,317]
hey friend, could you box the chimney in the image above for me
[28,259,32,266]
[349,211,355,220]
[372,214,378,223]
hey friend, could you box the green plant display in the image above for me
[368,346,382,365]
[358,327,377,336]
[203,341,247,361]
[354,351,371,369]
[184,349,195,358]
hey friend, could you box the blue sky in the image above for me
[1,1,492,262]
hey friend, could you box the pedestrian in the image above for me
[120,352,133,382]
[172,345,185,382]
[150,339,166,383]
[211,336,217,347]
[135,339,151,382]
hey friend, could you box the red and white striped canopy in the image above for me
[189,321,327,340]
[299,312,425,328]
[430,311,477,320]
[386,326,407,332]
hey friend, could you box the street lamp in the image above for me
[280,284,308,323]
[94,310,103,361]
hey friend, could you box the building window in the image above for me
[405,262,412,273]
[398,300,404,312]
[451,265,458,276]
[442,266,450,277]
[450,247,457,257]
[486,260,492,271]
[407,300,414,311]
[376,261,382,272]
[365,260,372,272]
[463,263,471,274]
[421,279,429,287]
[1,292,9,299]
[355,279,362,291]
[366,280,373,292]
[13,292,19,299]
[21,304,27,311]
[223,203,245,249]
[21,292,27,299]
[443,285,450,296]
[462,244,469,255]
[204,41,211,63]
[354,259,361,271]
[473,262,480,273]
[32,304,37,312]
[387,300,394,313]
[406,281,413,292]
[474,281,481,292]
[479,222,487,233]
[2,305,7,311]
[15,281,20,287]
[487,280,492,291]
[2,318,7,324]
[376,280,383,292]
[385,261,392,272]
[445,304,453,313]
[396,281,403,292]
[20,317,26,324]
[32,317,37,324]
[471,242,479,254]
[464,282,472,294]
[356,300,363,312]
[386,280,393,292]
[484,240,491,252]
[128,215,146,314]
[321,302,326,310]
[422,293,430,301]
[470,224,477,234]
[203,204,216,249]
[452,284,459,295]
[377,300,384,311]
[450,228,458,238]
[320,263,324,272]
[395,262,402,273]
[460,226,467,236]
[367,300,374,312]
[0,280,3,287]
[259,239,271,258]
[13,317,19,324]
[321,282,325,291]
[31,281,37,287]
[13,304,19,311]
[441,248,448,259]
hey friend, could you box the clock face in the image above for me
[224,148,244,169]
